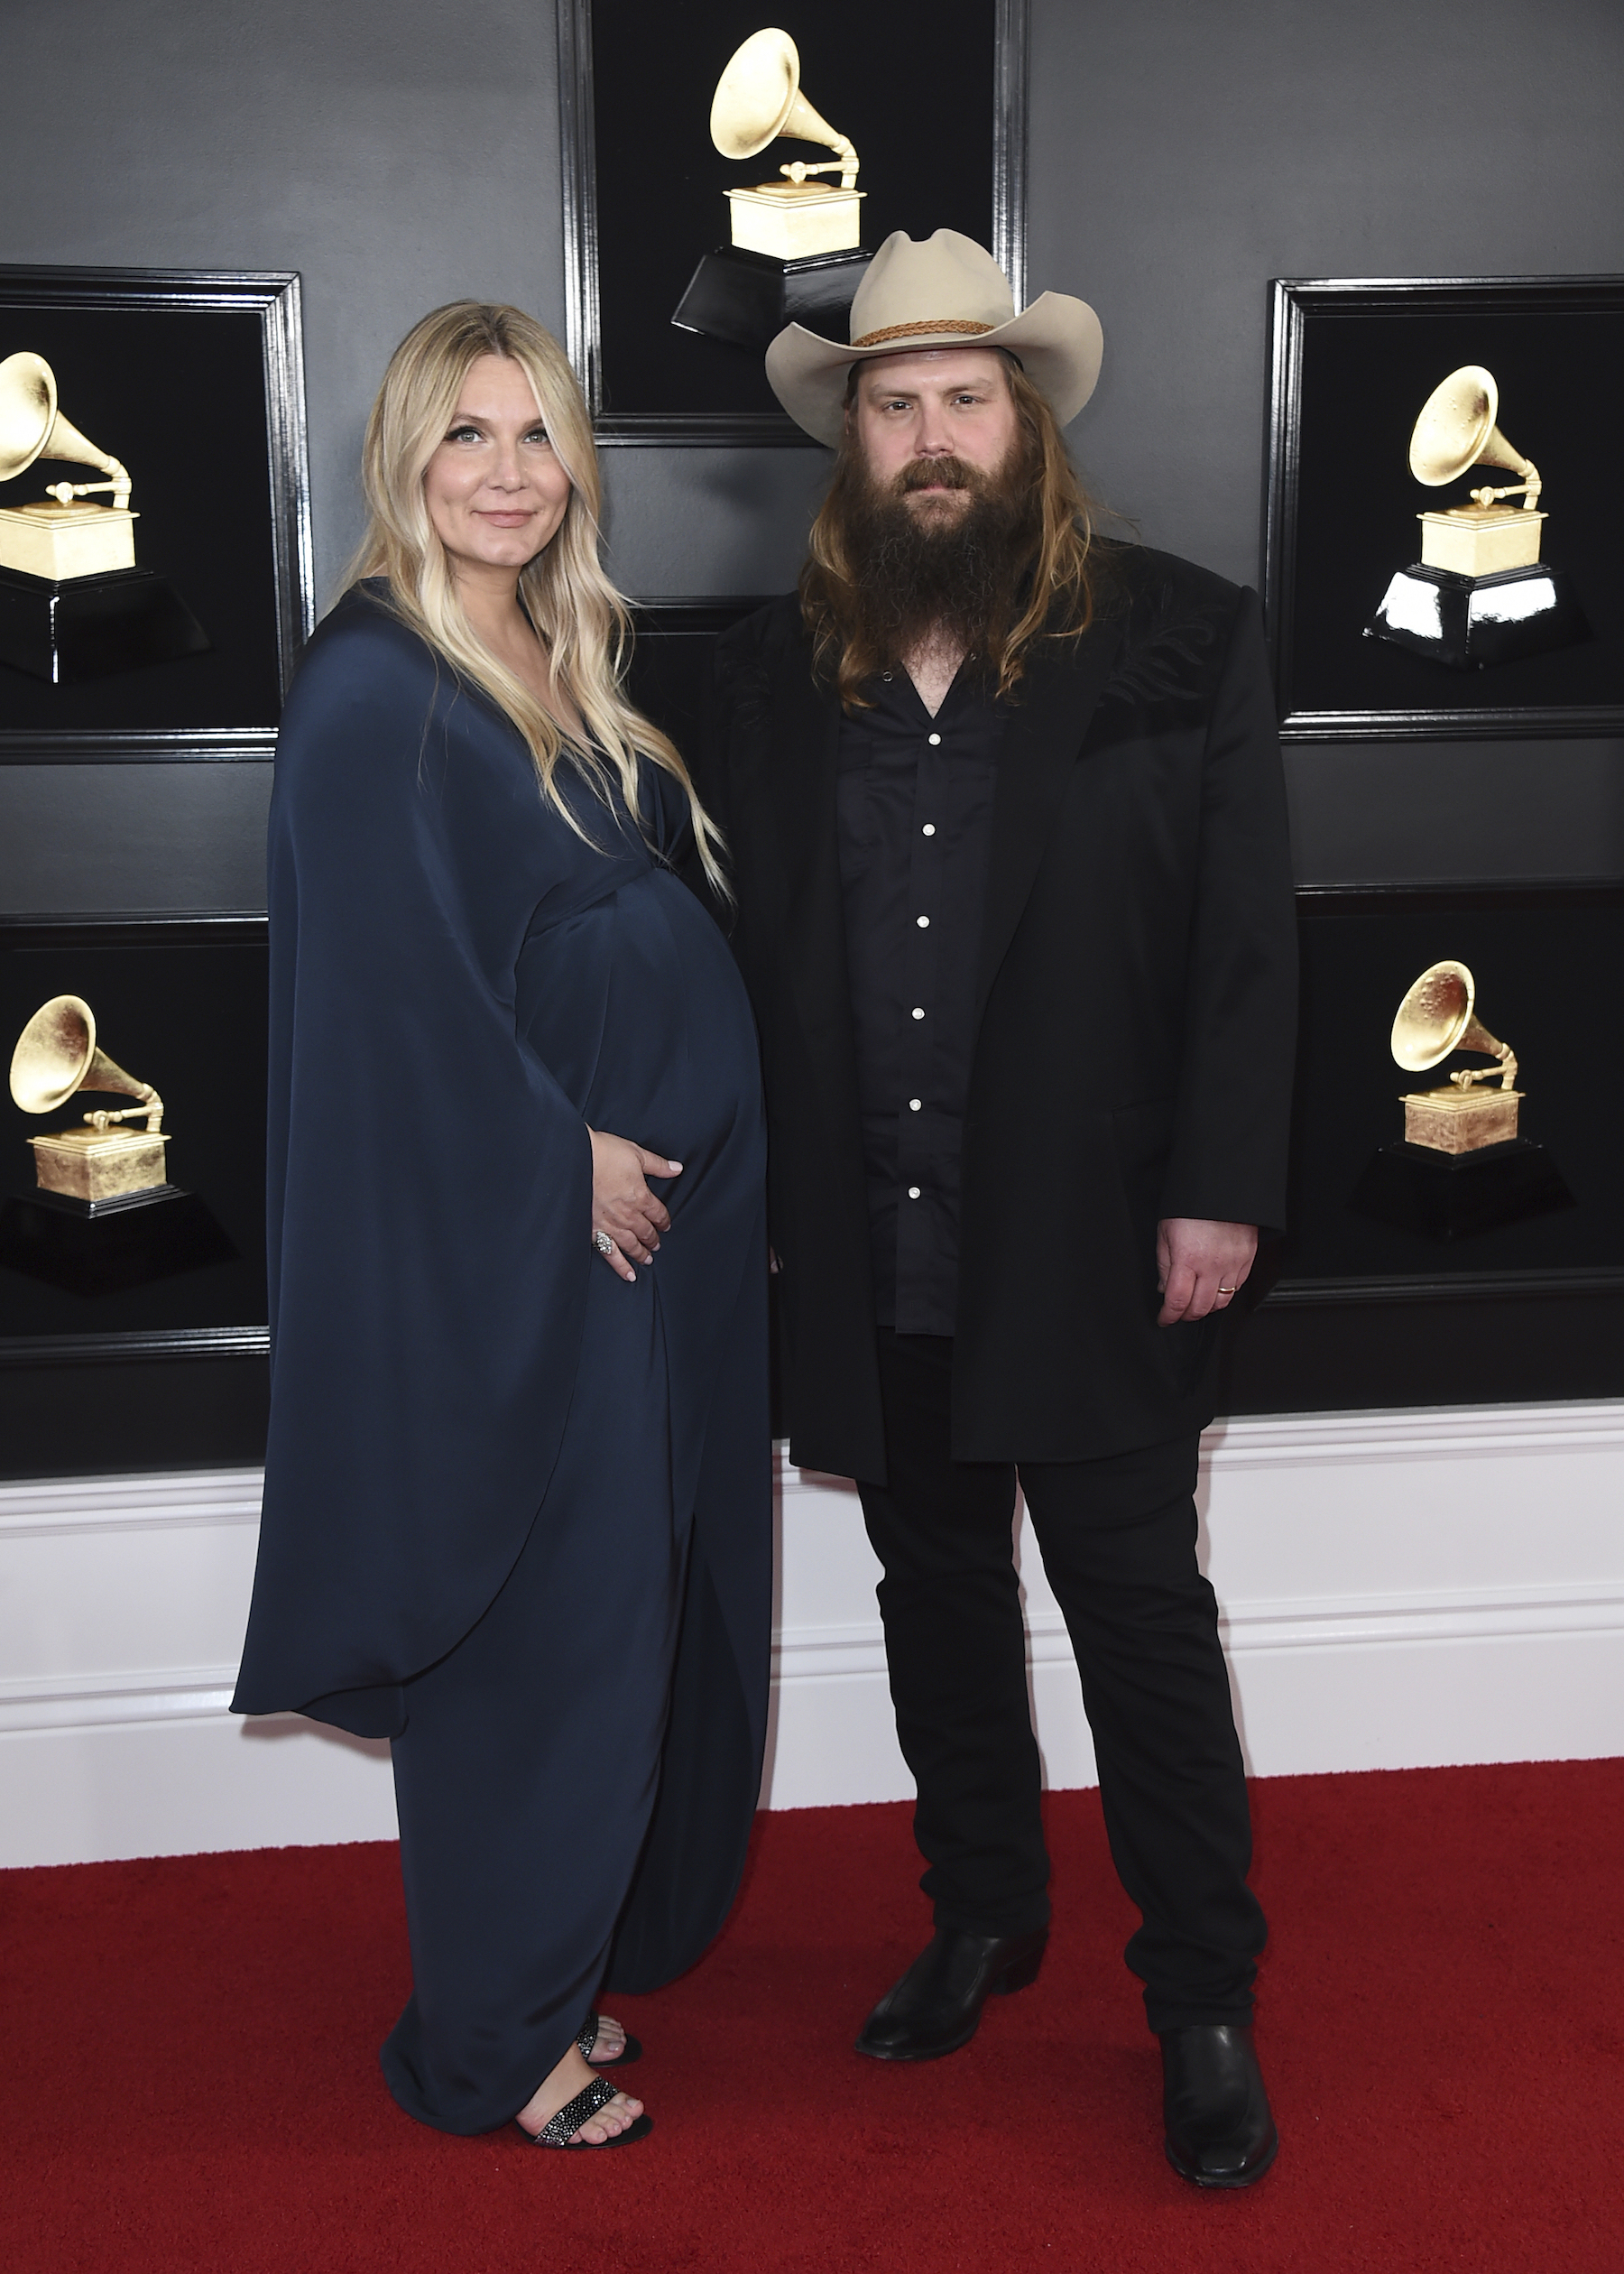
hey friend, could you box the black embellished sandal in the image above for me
[520,2072,652,2149]
[578,2011,642,2067]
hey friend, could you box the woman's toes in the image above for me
[589,2015,627,2062]
[574,2089,641,2143]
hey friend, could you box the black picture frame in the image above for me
[1223,877,1624,1413]
[1269,881,1624,1290]
[0,267,313,763]
[1264,276,1624,742]
[558,0,1029,445]
[0,916,270,1377]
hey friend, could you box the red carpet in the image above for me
[2,1760,1620,2273]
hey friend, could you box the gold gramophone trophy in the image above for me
[0,351,208,683]
[1,994,238,1294]
[1350,960,1573,1239]
[9,995,171,1209]
[1366,366,1586,669]
[671,28,872,353]
[1392,960,1521,1153]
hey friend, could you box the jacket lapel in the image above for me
[974,615,1122,1024]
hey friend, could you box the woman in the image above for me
[232,304,770,2149]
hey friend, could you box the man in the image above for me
[695,230,1297,2187]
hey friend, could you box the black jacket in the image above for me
[696,543,1298,1480]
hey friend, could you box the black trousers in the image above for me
[855,1332,1265,2032]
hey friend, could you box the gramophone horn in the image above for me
[1390,959,1516,1086]
[710,27,854,168]
[0,351,130,498]
[1408,365,1534,490]
[8,994,159,1123]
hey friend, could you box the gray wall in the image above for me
[2,0,1621,912]
[3,0,567,595]
[1,0,571,913]
[1026,0,1624,888]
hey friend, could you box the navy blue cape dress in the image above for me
[232,587,770,2131]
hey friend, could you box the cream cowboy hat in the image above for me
[765,228,1103,447]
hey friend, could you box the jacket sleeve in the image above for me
[1158,586,1298,1234]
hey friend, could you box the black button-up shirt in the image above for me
[835,668,1008,1336]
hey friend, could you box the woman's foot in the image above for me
[516,2046,645,2145]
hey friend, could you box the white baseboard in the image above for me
[2,1400,1621,1865]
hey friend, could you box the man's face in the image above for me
[847,348,1020,520]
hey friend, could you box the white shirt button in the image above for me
[907,1186,921,1199]
[916,915,930,928]
[922,823,936,837]
[909,1097,922,1111]
[911,1007,925,1020]
[927,733,942,745]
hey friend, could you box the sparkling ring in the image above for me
[593,1230,614,1257]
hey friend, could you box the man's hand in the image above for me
[588,1129,682,1281]
[1156,1218,1258,1326]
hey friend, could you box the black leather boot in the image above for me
[1159,2022,1278,2187]
[854,1927,1048,2061]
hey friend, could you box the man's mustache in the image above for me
[895,457,980,496]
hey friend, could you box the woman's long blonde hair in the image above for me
[342,300,726,891]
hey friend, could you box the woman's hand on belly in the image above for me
[588,1128,683,1281]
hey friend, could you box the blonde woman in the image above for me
[233,304,769,2149]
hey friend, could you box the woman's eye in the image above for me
[523,427,550,446]
[447,423,483,443]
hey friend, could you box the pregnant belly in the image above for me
[515,870,761,1192]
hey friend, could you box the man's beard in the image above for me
[839,440,1042,672]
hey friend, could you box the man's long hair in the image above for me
[799,356,1104,710]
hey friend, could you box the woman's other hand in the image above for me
[588,1129,682,1280]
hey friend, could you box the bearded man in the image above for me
[693,231,1297,2187]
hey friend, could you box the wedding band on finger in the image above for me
[592,1230,614,1257]
[1217,1285,1237,1295]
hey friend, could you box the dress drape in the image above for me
[233,587,770,2128]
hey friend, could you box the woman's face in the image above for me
[422,354,573,578]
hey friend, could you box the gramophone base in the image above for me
[1351,1138,1575,1243]
[724,184,863,262]
[0,1184,237,1296]
[671,245,872,354]
[1401,1084,1520,1152]
[29,1124,171,1204]
[1365,561,1588,671]
[0,563,210,685]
